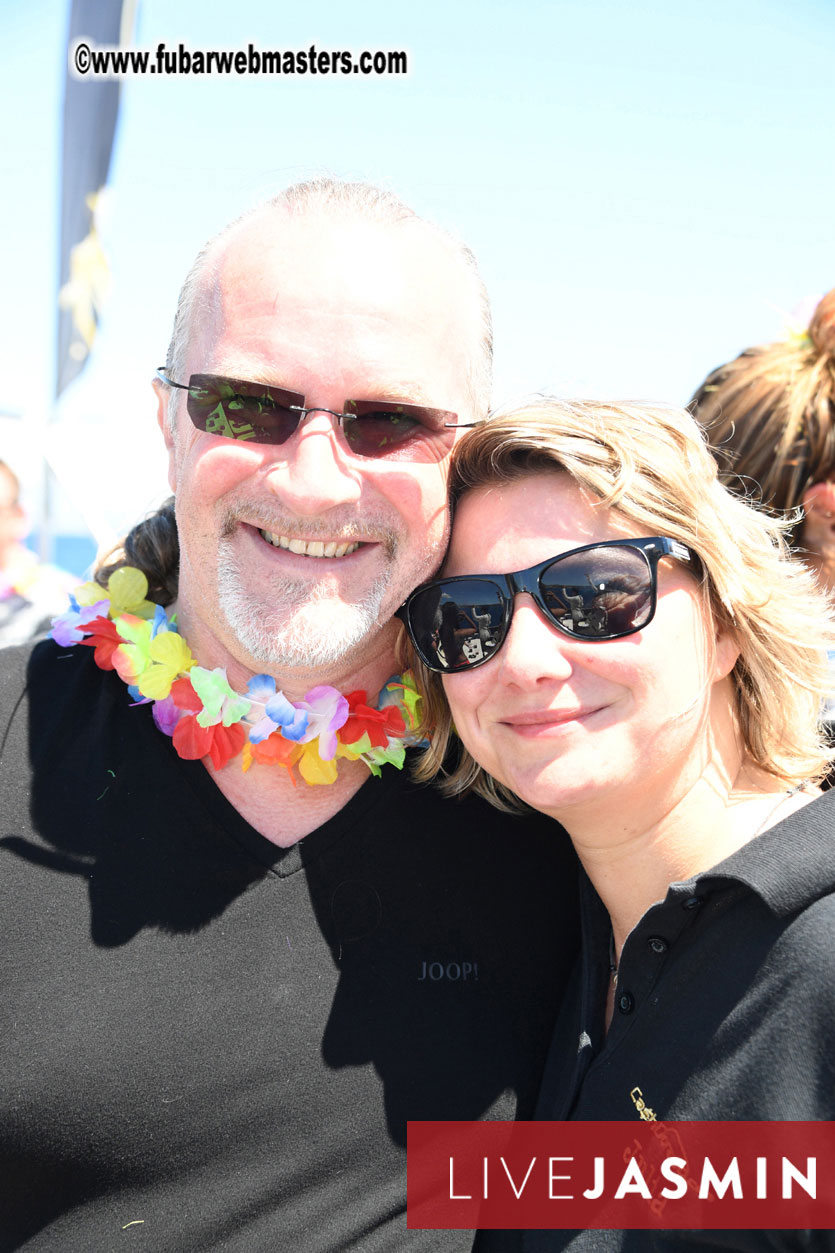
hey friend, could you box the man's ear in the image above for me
[153,376,178,493]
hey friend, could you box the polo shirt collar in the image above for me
[670,787,835,919]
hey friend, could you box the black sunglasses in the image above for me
[400,537,695,673]
[155,369,472,460]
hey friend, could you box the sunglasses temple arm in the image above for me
[154,369,190,392]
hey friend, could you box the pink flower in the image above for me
[152,695,183,737]
[294,686,349,761]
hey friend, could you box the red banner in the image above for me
[407,1121,835,1230]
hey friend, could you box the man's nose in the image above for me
[264,411,363,514]
[494,597,574,686]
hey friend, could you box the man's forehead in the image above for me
[216,209,462,306]
[207,354,440,406]
[175,200,487,423]
[192,209,477,405]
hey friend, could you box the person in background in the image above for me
[0,458,77,645]
[689,286,835,737]
[688,288,835,593]
[402,398,835,1250]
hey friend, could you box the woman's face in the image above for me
[441,472,739,821]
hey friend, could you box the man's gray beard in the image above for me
[216,544,392,669]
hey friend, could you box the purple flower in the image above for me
[51,598,109,647]
[152,695,183,737]
[295,686,349,761]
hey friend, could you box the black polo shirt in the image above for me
[510,788,835,1253]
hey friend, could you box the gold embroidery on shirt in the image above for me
[630,1086,657,1120]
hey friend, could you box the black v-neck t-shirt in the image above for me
[0,641,579,1252]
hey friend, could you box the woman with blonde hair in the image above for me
[401,398,835,1159]
[690,288,835,595]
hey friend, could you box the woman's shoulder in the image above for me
[701,786,835,918]
[771,881,835,981]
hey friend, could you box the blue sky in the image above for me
[1,0,833,560]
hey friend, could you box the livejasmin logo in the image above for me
[418,960,478,981]
[448,1152,816,1202]
[406,1121,835,1231]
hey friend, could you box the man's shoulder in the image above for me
[1,636,96,712]
[0,637,57,707]
[0,638,131,787]
[368,761,579,884]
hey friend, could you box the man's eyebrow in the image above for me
[211,365,284,385]
[209,366,303,394]
[209,367,437,406]
[347,381,436,405]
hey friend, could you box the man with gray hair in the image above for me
[0,179,578,1250]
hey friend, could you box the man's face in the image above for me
[158,211,481,678]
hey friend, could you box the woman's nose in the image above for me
[492,596,575,686]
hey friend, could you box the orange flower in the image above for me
[244,732,304,782]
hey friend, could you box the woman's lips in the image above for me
[500,707,603,734]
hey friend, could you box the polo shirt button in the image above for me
[683,895,703,910]
[647,936,667,954]
[618,992,634,1014]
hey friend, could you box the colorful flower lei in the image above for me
[51,566,422,786]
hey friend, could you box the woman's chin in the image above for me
[499,763,606,821]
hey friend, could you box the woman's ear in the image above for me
[712,621,740,682]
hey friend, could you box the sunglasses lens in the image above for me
[407,579,506,671]
[186,375,304,445]
[182,379,458,458]
[540,546,653,638]
[343,401,457,459]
